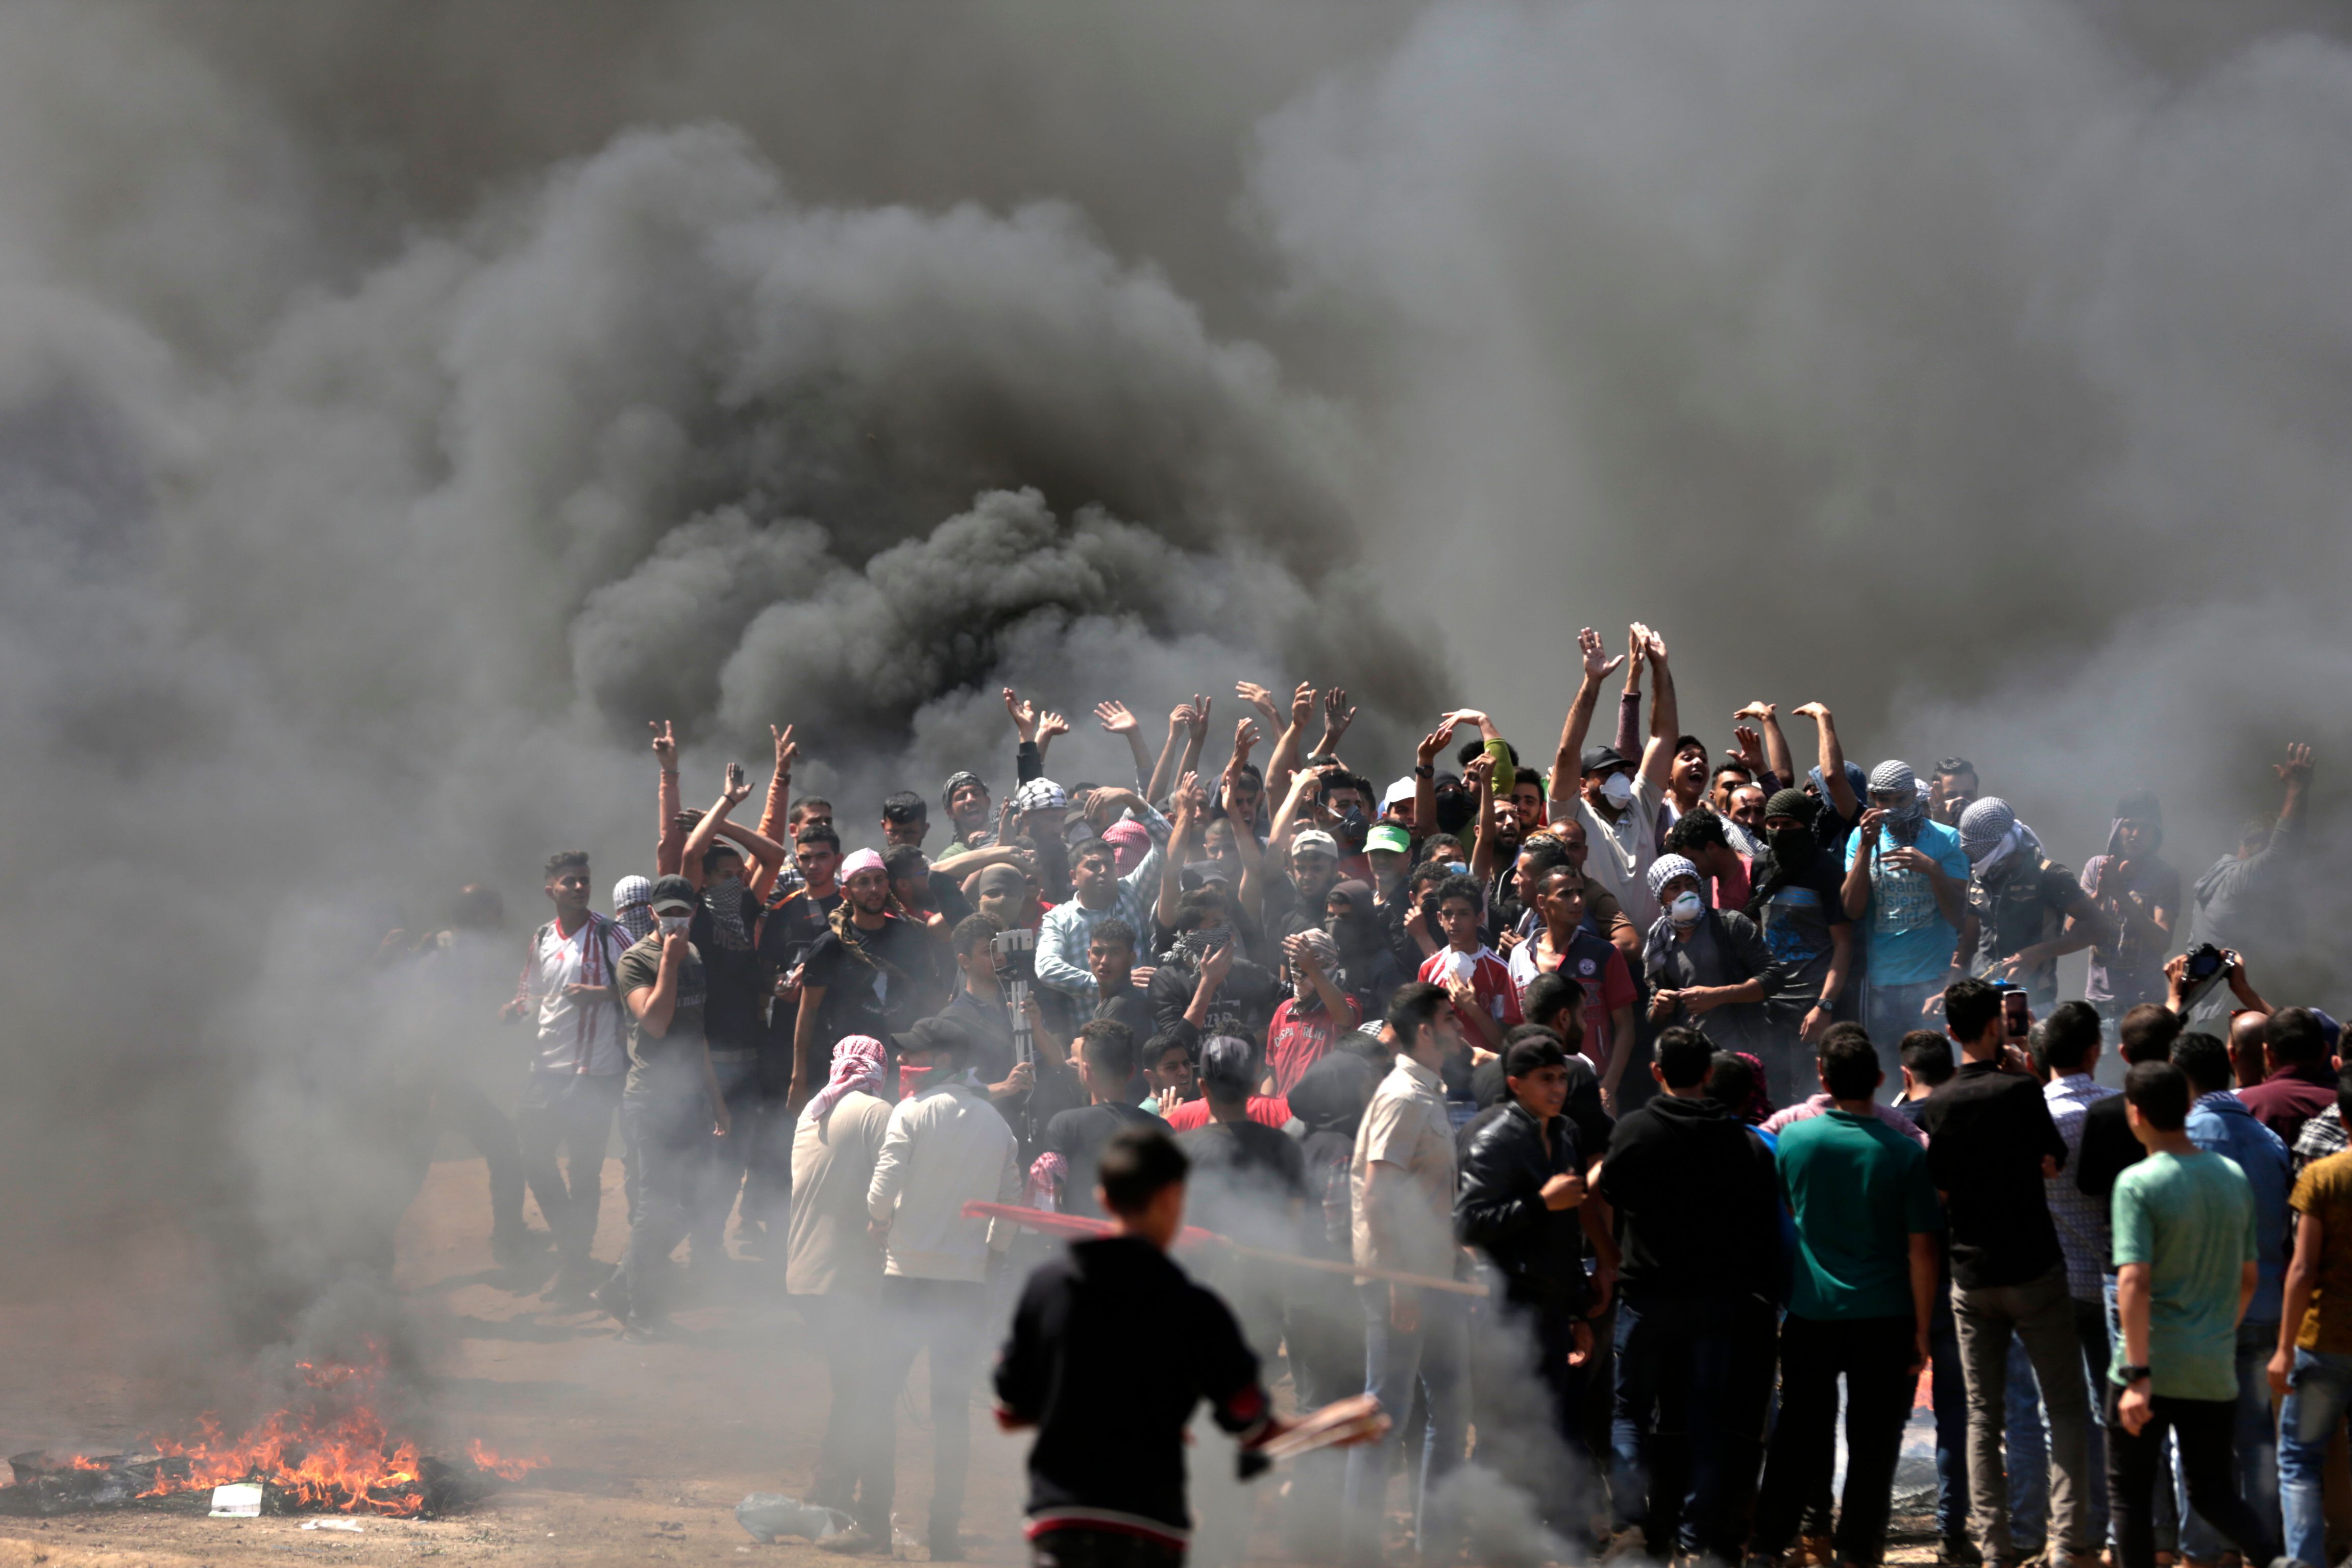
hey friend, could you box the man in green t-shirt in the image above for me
[2108,1061,2279,1568]
[1750,1030,1941,1568]
[590,875,729,1342]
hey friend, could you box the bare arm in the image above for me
[627,932,688,1039]
[1414,718,1458,839]
[1842,808,1877,920]
[1158,775,1203,932]
[2273,1209,2323,1396]
[1095,702,1155,795]
[1266,760,1324,860]
[2274,743,2316,845]
[790,984,827,1108]
[1637,624,1678,793]
[1310,688,1357,764]
[1794,703,1856,820]
[1549,628,1623,819]
[1736,703,1794,790]
[1614,626,1643,758]
[1174,696,1209,787]
[1466,754,1501,884]
[2118,1260,2154,1433]
[1265,682,1313,803]
[1184,942,1234,1030]
[679,768,754,892]
[755,723,798,845]
[652,720,685,877]
[1146,703,1188,807]
[1908,1232,1939,1370]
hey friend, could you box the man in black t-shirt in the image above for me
[1085,917,1159,1046]
[1042,1022,1163,1219]
[791,849,948,1105]
[1916,977,2093,1567]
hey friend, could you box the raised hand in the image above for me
[1185,696,1211,744]
[649,719,678,770]
[1321,688,1357,745]
[2277,742,2316,786]
[1037,709,1071,745]
[721,761,752,808]
[1169,701,1196,736]
[1094,700,1138,735]
[1003,687,1040,743]
[770,723,799,774]
[1289,681,1316,730]
[1731,725,1765,769]
[1733,701,1776,722]
[1235,681,1284,730]
[1230,720,1259,769]
[1578,628,1625,682]
[1442,708,1497,741]
[1792,702,1832,724]
[1632,622,1669,666]
[1200,942,1235,992]
[1417,716,1460,766]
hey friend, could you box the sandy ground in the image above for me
[0,1156,1955,1568]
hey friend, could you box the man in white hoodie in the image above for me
[865,1015,1023,1561]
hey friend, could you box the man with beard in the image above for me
[2080,792,2181,1024]
[879,792,977,927]
[1953,797,2110,1016]
[942,770,995,850]
[1842,760,1970,1076]
[1033,791,1171,1008]
[1745,789,1857,1068]
[1549,624,1678,932]
[791,849,949,1106]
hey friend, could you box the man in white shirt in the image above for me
[501,851,632,1301]
[1548,624,1679,932]
[865,1015,1023,1561]
[789,1035,894,1541]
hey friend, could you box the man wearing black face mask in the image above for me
[1324,879,1407,1019]
[1745,790,1857,1104]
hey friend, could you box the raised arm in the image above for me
[1095,702,1155,795]
[2273,743,2315,846]
[652,720,685,877]
[1636,624,1678,794]
[1793,702,1856,821]
[1548,628,1624,821]
[712,817,789,897]
[1266,758,1326,860]
[1614,624,1644,758]
[755,723,798,845]
[1173,696,1210,788]
[1466,752,1501,884]
[1413,717,1459,840]
[1309,688,1357,766]
[1265,682,1314,804]
[679,765,755,891]
[1147,702,1188,807]
[1034,708,1070,768]
[1157,774,1204,932]
[1735,703,1794,791]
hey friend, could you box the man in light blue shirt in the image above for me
[1034,790,1170,1006]
[1840,759,1970,1079]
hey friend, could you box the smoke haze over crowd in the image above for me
[5,0,2352,1329]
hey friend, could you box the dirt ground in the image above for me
[0,1156,1953,1568]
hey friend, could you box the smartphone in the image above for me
[2002,987,2030,1040]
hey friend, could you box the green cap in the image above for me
[1365,823,1412,856]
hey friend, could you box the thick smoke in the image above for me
[3,0,2351,1404]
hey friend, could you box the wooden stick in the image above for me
[961,1202,1488,1298]
[1257,1394,1390,1461]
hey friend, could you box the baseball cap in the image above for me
[1290,828,1340,860]
[1365,823,1412,856]
[648,875,698,916]
[1383,776,1417,806]
[1581,745,1633,776]
[894,1015,973,1060]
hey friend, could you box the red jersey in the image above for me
[1418,945,1523,1041]
[1266,994,1364,1097]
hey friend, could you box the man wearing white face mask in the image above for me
[1640,854,1776,1066]
[1951,797,2110,1017]
[1548,623,1681,932]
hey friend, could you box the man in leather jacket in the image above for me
[1456,1030,1611,1551]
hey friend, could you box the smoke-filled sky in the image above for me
[6,0,2352,1270]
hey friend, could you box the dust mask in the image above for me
[1668,892,1706,927]
[1600,773,1635,809]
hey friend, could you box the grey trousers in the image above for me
[1953,1263,2095,1561]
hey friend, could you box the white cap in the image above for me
[1384,776,1417,806]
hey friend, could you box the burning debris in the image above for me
[0,1353,539,1519]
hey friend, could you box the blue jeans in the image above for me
[2277,1346,2352,1568]
[612,1090,714,1320]
[1610,1291,1773,1559]
[2175,1319,2280,1563]
[2005,1337,2050,1554]
[1932,1304,1970,1540]
[1342,1284,1467,1564]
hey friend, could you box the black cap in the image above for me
[648,874,699,915]
[1580,745,1633,776]
[894,1015,972,1060]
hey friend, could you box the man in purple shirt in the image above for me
[2241,1009,2340,1147]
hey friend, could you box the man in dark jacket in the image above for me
[1457,1032,1607,1550]
[1594,1025,1781,1562]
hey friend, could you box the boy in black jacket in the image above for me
[1457,1031,1607,1552]
[994,1125,1288,1567]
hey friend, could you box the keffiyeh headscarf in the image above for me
[1959,797,2043,880]
[1014,778,1068,815]
[1868,759,1928,841]
[801,1035,886,1126]
[942,770,987,816]
[1646,853,1702,900]
[1289,928,1340,1001]
[612,876,654,942]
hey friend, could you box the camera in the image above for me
[2177,943,2235,1012]
[990,925,1037,984]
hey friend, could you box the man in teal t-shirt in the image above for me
[1750,1032,1941,1567]
[2107,1061,2277,1568]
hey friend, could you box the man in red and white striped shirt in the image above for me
[503,850,632,1303]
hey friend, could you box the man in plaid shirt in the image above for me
[1034,790,1171,1008]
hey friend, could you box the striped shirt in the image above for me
[2044,1071,2118,1298]
[513,912,631,1076]
[1034,807,1172,1004]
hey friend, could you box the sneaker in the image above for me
[586,1270,630,1324]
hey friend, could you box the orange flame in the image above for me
[55,1350,543,1516]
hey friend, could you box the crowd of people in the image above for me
[380,623,2347,1568]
